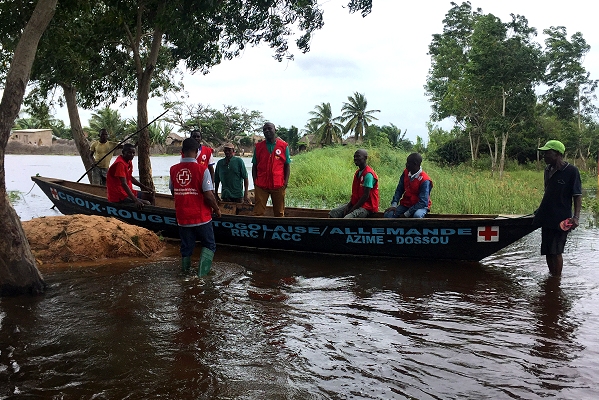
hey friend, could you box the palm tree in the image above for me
[308,102,344,146]
[87,106,127,140]
[340,92,380,142]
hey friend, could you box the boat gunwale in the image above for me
[32,175,533,222]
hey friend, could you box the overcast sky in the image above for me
[54,0,599,142]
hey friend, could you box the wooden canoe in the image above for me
[32,176,537,261]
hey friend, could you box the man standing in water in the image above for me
[170,138,221,276]
[533,140,582,276]
[329,149,379,218]
[252,122,290,217]
[89,128,118,185]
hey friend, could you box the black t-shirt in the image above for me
[533,162,582,229]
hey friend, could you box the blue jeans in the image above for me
[178,223,216,257]
[383,205,428,218]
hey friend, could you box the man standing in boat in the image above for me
[329,149,379,218]
[190,128,215,183]
[106,143,154,210]
[170,138,221,276]
[533,140,582,276]
[252,122,290,217]
[214,143,251,203]
[89,128,118,186]
[383,153,433,219]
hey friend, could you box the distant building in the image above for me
[165,132,185,146]
[10,129,53,146]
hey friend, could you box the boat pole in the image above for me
[75,109,169,183]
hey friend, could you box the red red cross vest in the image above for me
[106,155,135,202]
[253,139,288,190]
[169,162,213,225]
[350,165,379,212]
[195,145,213,169]
[399,169,433,209]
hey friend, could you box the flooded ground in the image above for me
[2,155,599,398]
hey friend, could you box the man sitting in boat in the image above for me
[170,138,222,277]
[329,149,379,218]
[383,152,432,219]
[106,143,154,210]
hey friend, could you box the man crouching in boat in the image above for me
[329,149,379,218]
[383,153,433,219]
[170,138,222,277]
[106,143,154,210]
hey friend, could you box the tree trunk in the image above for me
[134,27,163,190]
[137,73,153,189]
[62,84,95,182]
[0,0,57,296]
[499,132,509,179]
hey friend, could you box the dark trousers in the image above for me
[178,222,216,257]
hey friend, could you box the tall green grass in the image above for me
[287,146,593,214]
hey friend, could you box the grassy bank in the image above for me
[286,146,597,214]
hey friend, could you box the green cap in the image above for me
[539,140,565,155]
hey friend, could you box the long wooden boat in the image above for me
[32,176,537,261]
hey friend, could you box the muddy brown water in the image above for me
[2,155,599,398]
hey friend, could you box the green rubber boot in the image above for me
[181,256,192,273]
[197,248,215,277]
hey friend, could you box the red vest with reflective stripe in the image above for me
[254,139,288,189]
[170,162,212,225]
[196,145,213,169]
[350,165,379,212]
[400,170,433,209]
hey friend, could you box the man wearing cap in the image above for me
[215,143,251,203]
[252,122,290,217]
[533,140,582,276]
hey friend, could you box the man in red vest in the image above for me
[106,143,154,210]
[170,138,222,276]
[252,122,290,217]
[384,153,433,218]
[190,128,215,183]
[329,149,379,218]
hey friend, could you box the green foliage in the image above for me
[286,146,595,215]
[542,26,597,121]
[148,122,174,146]
[363,125,390,147]
[166,102,263,147]
[308,102,344,146]
[86,107,127,141]
[378,123,412,150]
[277,126,300,152]
[425,3,598,172]
[7,191,21,204]
[340,92,380,142]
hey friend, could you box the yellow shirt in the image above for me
[90,141,118,169]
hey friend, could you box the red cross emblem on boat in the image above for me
[477,226,499,242]
[176,169,192,186]
[51,187,59,200]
